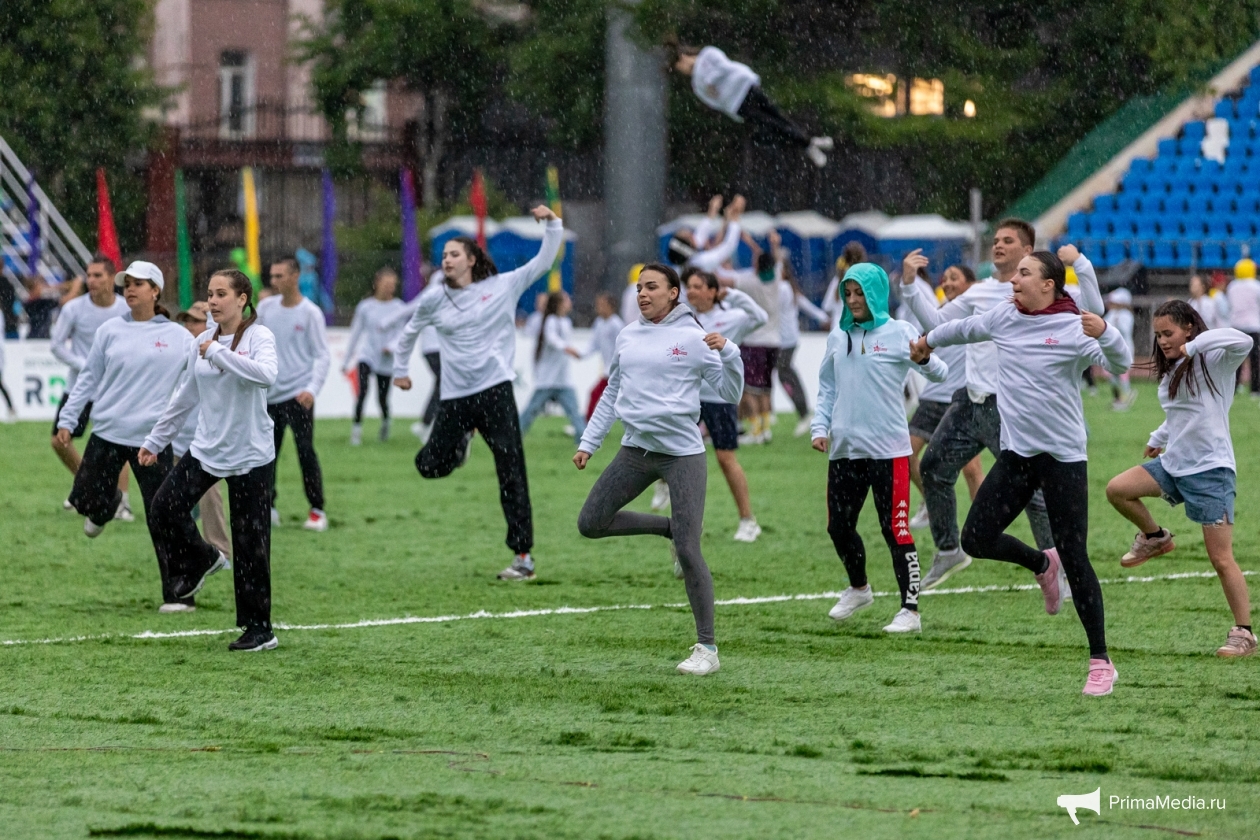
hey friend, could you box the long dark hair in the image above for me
[1029,251,1067,298]
[447,237,498,284]
[535,291,567,361]
[1147,299,1219,400]
[209,269,257,351]
[639,262,681,305]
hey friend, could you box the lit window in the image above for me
[909,78,944,116]
[964,99,977,118]
[218,50,255,138]
[346,81,388,142]
[848,73,898,118]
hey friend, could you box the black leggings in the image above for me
[827,457,921,611]
[268,398,324,510]
[736,86,811,149]
[1237,332,1260,393]
[354,361,391,423]
[776,345,809,418]
[68,435,180,602]
[422,352,441,425]
[416,380,532,554]
[960,450,1107,659]
[150,455,275,629]
[0,375,12,411]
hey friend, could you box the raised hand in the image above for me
[707,194,724,216]
[1057,243,1081,264]
[1081,312,1106,339]
[703,332,727,351]
[531,205,559,223]
[901,249,929,285]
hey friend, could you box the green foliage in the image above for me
[0,0,165,251]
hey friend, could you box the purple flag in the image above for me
[321,169,337,324]
[25,172,41,277]
[400,168,422,301]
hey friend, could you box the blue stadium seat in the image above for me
[1218,178,1244,198]
[1184,121,1207,141]
[1111,215,1137,236]
[1216,99,1236,120]
[1223,156,1249,176]
[1202,241,1228,267]
[1153,157,1179,176]
[1202,160,1224,177]
[1089,212,1115,236]
[1239,91,1260,120]
[1067,213,1090,238]
[1190,174,1218,194]
[1151,240,1180,268]
[1184,217,1208,238]
[1135,218,1160,239]
[1094,194,1119,213]
[1229,215,1256,237]
[1226,241,1247,264]
[1206,217,1232,239]
[1232,118,1259,140]
[1130,241,1153,264]
[1160,191,1189,214]
[1250,65,1260,87]
[1158,217,1184,237]
[1185,193,1213,215]
[1117,194,1144,214]
[1101,240,1129,266]
[1177,138,1200,156]
[1119,171,1148,193]
[1158,138,1178,157]
[1129,158,1154,174]
[1237,190,1260,213]
[1176,158,1202,177]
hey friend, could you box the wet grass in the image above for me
[1,383,1258,838]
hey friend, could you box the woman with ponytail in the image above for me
[55,261,194,610]
[1105,300,1255,657]
[141,269,280,651]
[519,290,585,444]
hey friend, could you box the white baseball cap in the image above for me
[116,260,164,291]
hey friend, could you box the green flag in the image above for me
[544,166,564,293]
[175,169,193,310]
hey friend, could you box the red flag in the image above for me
[96,168,122,269]
[470,169,488,250]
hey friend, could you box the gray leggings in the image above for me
[577,446,714,645]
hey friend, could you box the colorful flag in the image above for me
[470,169,488,250]
[321,169,337,323]
[544,166,564,293]
[400,168,422,301]
[25,172,40,277]
[95,168,122,270]
[241,167,262,294]
[174,169,194,310]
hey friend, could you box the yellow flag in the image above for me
[545,166,564,293]
[242,167,262,295]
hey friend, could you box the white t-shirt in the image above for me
[256,296,331,404]
[49,294,130,391]
[346,297,410,374]
[586,314,625,375]
[695,289,767,403]
[1190,292,1230,331]
[724,269,780,347]
[1227,278,1260,332]
[532,315,578,389]
[691,46,760,119]
[778,280,828,347]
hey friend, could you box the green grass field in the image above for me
[1,383,1258,839]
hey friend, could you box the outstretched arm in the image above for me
[1058,245,1104,316]
[392,300,435,383]
[925,308,996,348]
[505,207,565,297]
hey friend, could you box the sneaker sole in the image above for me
[828,600,874,621]
[183,554,231,598]
[921,556,971,591]
[1120,540,1175,568]
[497,572,536,581]
[1216,646,1257,658]
[884,624,922,633]
[676,664,720,675]
[157,605,196,614]
[231,638,279,652]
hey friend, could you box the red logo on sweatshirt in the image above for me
[154,341,168,349]
[871,342,888,353]
[667,343,688,360]
[1044,336,1060,346]
[480,293,493,303]
[294,325,305,332]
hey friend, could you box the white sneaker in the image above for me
[83,518,105,538]
[733,518,761,543]
[811,136,834,151]
[62,499,74,512]
[671,541,683,579]
[761,427,773,443]
[828,586,874,621]
[303,509,328,532]
[793,417,812,438]
[767,413,778,427]
[350,423,363,446]
[411,420,432,442]
[883,608,922,633]
[737,432,763,446]
[676,644,720,676]
[158,603,195,614]
[497,553,535,581]
[379,419,390,442]
[650,480,670,512]
[908,503,931,530]
[806,144,828,168]
[115,496,135,523]
[270,507,281,527]
[562,424,576,437]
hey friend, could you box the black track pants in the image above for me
[354,361,391,423]
[826,457,920,611]
[268,398,324,510]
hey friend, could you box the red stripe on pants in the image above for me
[891,455,914,545]
[586,377,609,422]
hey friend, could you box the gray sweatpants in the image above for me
[577,446,715,645]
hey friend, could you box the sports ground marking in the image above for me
[0,569,1251,648]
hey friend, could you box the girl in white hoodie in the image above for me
[575,262,744,676]
[1104,300,1255,658]
[142,269,280,652]
[519,290,585,445]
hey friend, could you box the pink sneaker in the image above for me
[1035,548,1063,615]
[1082,658,1117,696]
[1120,529,1175,568]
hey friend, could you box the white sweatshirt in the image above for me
[1190,292,1230,331]
[586,314,625,375]
[687,221,741,272]
[724,269,780,347]
[57,315,193,447]
[532,315,578,389]
[903,256,1104,402]
[580,303,745,457]
[621,285,640,326]
[1227,278,1260,332]
[145,326,278,477]
[395,219,564,399]
[1105,307,1135,353]
[778,280,828,347]
[1148,328,1251,476]
[695,289,767,403]
[49,294,129,391]
[691,46,760,119]
[345,297,410,374]
[812,319,948,460]
[256,296,331,404]
[927,302,1132,462]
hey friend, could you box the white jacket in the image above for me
[345,297,411,375]
[926,301,1131,462]
[49,294,130,391]
[394,219,564,399]
[812,319,948,460]
[695,289,767,404]
[691,46,760,119]
[1148,328,1252,476]
[532,315,578,389]
[580,303,744,457]
[145,325,278,477]
[256,296,331,404]
[1227,278,1260,332]
[586,314,625,375]
[778,280,829,347]
[57,315,193,447]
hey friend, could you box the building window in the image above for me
[848,74,898,118]
[909,78,944,116]
[346,81,388,142]
[847,74,945,118]
[218,50,255,138]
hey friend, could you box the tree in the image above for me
[0,0,164,251]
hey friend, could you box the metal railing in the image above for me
[0,135,93,289]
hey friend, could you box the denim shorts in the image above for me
[699,401,740,451]
[1141,457,1236,525]
[908,399,950,441]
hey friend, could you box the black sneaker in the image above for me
[228,626,278,651]
[172,551,230,599]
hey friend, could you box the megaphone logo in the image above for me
[1057,787,1101,825]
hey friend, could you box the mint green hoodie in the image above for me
[839,263,892,332]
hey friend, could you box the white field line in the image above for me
[1,569,1252,649]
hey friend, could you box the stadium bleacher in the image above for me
[1062,65,1260,269]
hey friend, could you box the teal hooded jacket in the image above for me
[839,263,893,332]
